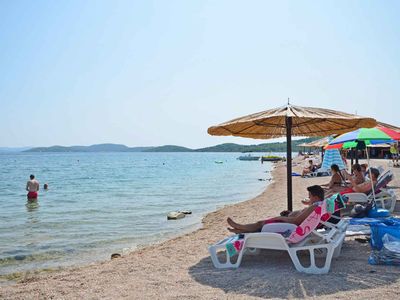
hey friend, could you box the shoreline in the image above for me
[2,158,400,299]
[0,162,272,285]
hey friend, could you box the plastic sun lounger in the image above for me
[209,198,348,274]
[344,170,397,212]
[309,168,331,177]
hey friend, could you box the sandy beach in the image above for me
[1,157,400,300]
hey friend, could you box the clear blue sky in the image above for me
[1,0,399,148]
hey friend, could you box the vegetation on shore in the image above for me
[23,138,317,153]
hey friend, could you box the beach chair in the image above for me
[309,167,331,177]
[209,195,348,274]
[344,170,397,212]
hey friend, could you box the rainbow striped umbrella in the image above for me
[326,125,400,200]
[326,126,400,149]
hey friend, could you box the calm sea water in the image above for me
[0,152,277,276]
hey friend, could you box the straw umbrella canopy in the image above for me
[208,104,377,211]
[297,136,333,148]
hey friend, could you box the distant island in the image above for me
[19,138,317,153]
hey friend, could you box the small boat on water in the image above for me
[237,154,260,161]
[261,155,284,162]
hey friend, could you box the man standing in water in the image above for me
[26,174,40,200]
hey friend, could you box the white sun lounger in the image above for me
[344,170,397,212]
[209,199,348,274]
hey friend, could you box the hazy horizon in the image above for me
[1,1,399,148]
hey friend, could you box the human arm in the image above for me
[352,181,372,193]
[26,182,29,191]
[267,205,315,225]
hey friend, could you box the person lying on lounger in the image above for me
[226,185,325,234]
[340,167,379,195]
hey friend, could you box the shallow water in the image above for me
[0,152,277,275]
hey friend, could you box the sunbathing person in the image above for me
[340,167,379,195]
[301,160,316,177]
[321,164,348,197]
[321,164,343,189]
[227,185,325,234]
[344,163,365,185]
[360,163,368,177]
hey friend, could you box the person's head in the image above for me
[30,174,35,180]
[307,185,324,202]
[360,163,368,173]
[352,163,362,174]
[44,183,48,190]
[330,164,339,174]
[369,168,380,181]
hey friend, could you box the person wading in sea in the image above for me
[26,174,40,201]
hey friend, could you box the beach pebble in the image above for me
[167,211,185,220]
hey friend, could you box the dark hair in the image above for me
[370,168,380,179]
[352,163,362,172]
[30,174,35,179]
[330,164,339,172]
[307,185,324,200]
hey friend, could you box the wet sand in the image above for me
[1,157,400,299]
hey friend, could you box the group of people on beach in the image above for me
[26,174,48,201]
[227,162,380,234]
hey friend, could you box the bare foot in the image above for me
[227,227,243,234]
[227,217,241,229]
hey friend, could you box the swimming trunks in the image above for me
[27,191,38,199]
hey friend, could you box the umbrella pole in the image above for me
[286,116,293,211]
[366,147,376,202]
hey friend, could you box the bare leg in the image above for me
[227,217,264,233]
[227,227,245,234]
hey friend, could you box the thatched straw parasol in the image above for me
[208,104,377,210]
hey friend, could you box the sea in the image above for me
[0,152,281,277]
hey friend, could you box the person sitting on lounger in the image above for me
[321,164,343,189]
[321,164,348,197]
[343,163,365,185]
[301,160,317,177]
[226,185,325,234]
[340,167,379,195]
[360,163,368,177]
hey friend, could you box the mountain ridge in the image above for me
[23,138,317,153]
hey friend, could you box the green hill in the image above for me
[24,138,319,153]
[196,137,318,152]
[26,144,154,152]
[144,145,193,152]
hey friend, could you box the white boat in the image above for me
[237,154,260,161]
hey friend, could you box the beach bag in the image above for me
[350,199,375,218]
[368,220,400,265]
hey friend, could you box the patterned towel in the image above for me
[226,235,244,257]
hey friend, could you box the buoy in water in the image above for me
[167,211,185,220]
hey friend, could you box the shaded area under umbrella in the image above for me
[208,104,377,210]
[328,126,399,200]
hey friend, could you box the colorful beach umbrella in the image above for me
[326,126,400,149]
[327,125,400,200]
[208,104,377,211]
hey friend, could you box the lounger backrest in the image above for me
[287,194,345,244]
[287,201,330,244]
[368,170,393,195]
[376,170,393,189]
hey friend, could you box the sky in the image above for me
[1,0,399,149]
